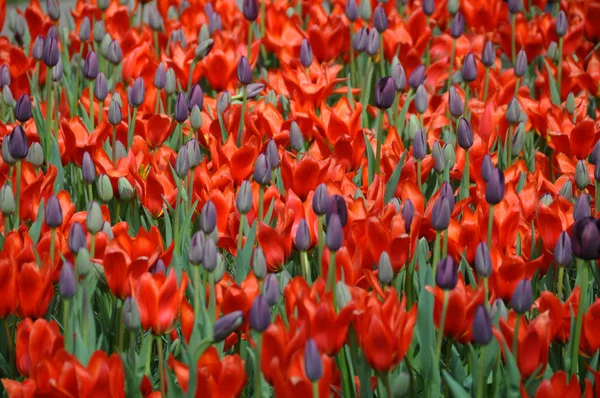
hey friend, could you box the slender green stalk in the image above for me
[556,266,565,301]
[217,111,228,143]
[484,277,490,309]
[237,214,245,254]
[460,151,470,200]
[155,89,162,114]
[312,381,319,398]
[118,302,125,352]
[424,17,431,67]
[247,22,253,60]
[237,85,248,147]
[446,40,456,91]
[375,109,384,175]
[477,348,486,398]
[4,319,14,377]
[513,77,520,97]
[90,233,96,258]
[154,31,160,59]
[45,68,53,160]
[156,336,166,397]
[378,34,385,77]
[360,58,373,128]
[89,80,94,131]
[14,161,22,230]
[506,125,514,166]
[483,67,490,102]
[128,107,138,149]
[188,169,195,211]
[557,37,564,101]
[173,181,181,253]
[50,228,56,268]
[144,333,152,375]
[442,229,448,258]
[317,215,324,277]
[112,126,117,167]
[208,271,216,324]
[300,251,311,284]
[63,298,70,336]
[258,185,264,223]
[193,266,201,317]
[511,14,516,65]
[570,258,588,377]
[187,60,197,96]
[435,291,450,362]
[417,159,422,192]
[487,205,494,247]
[254,332,263,398]
[327,251,337,306]
[432,231,441,281]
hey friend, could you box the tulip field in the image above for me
[0,0,600,396]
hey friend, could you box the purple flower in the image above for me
[472,305,493,345]
[436,256,457,290]
[374,77,396,110]
[511,278,532,314]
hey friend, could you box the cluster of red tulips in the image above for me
[0,0,599,396]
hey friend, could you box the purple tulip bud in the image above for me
[79,17,91,42]
[199,200,217,234]
[213,311,244,342]
[481,154,493,182]
[300,39,313,68]
[415,84,428,114]
[352,28,368,53]
[450,12,464,39]
[475,241,492,277]
[436,256,457,290]
[575,160,590,191]
[45,195,63,228]
[556,10,567,37]
[15,94,32,123]
[313,183,330,216]
[482,40,495,68]
[457,117,473,149]
[188,84,204,111]
[490,298,508,320]
[94,73,108,101]
[128,77,146,107]
[202,238,217,272]
[122,297,141,330]
[174,92,188,123]
[448,86,463,118]
[149,258,167,275]
[59,262,76,298]
[83,51,99,80]
[81,151,96,183]
[365,28,379,57]
[254,154,271,185]
[304,339,323,382]
[147,5,163,31]
[374,5,388,33]
[326,214,343,252]
[461,52,477,82]
[403,199,414,233]
[236,180,253,214]
[217,91,231,114]
[47,0,61,21]
[263,273,279,306]
[346,0,358,22]
[472,305,493,345]
[107,40,122,65]
[514,50,527,77]
[554,231,572,266]
[175,145,190,179]
[0,65,9,89]
[374,77,396,110]
[508,0,522,14]
[432,140,445,173]
[327,195,348,227]
[8,125,28,159]
[422,0,434,16]
[246,83,264,99]
[69,222,87,254]
[413,128,427,160]
[237,56,252,85]
[108,100,122,126]
[485,167,505,205]
[392,62,406,91]
[571,216,600,260]
[574,194,591,222]
[266,139,280,169]
[46,26,58,40]
[188,231,205,265]
[52,57,63,82]
[408,64,426,89]
[295,219,310,251]
[290,121,304,152]
[42,36,59,67]
[155,63,167,89]
[249,295,271,332]
[378,251,393,285]
[243,0,259,21]
[440,181,455,211]
[431,195,451,231]
[511,278,532,313]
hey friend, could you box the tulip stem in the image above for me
[556,266,565,301]
[128,107,138,149]
[512,314,520,360]
[90,233,96,258]
[424,17,431,67]
[237,85,248,147]
[477,348,485,398]
[435,291,449,363]
[417,159,422,192]
[360,58,373,129]
[511,14,516,65]
[50,228,56,268]
[45,67,53,160]
[442,229,448,259]
[432,231,441,281]
[258,185,264,223]
[570,258,588,377]
[153,31,160,59]
[193,266,201,318]
[301,251,312,284]
[375,109,384,175]
[378,34,385,78]
[254,332,263,398]
[237,214,246,255]
[217,111,228,143]
[247,22,253,61]
[112,126,117,167]
[447,39,456,91]
[557,37,564,101]
[188,168,195,212]
[62,298,70,340]
[317,215,324,277]
[156,336,166,397]
[327,251,337,305]
[118,302,125,353]
[460,150,470,200]
[513,77,520,97]
[487,205,494,247]
[89,81,95,131]
[506,125,514,167]
[483,67,490,103]
[187,60,197,96]
[174,181,181,253]
[350,24,356,89]
[14,160,21,230]
[208,271,216,324]
[312,382,319,398]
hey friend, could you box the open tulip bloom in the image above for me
[1,0,600,397]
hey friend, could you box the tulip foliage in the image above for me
[0,0,600,396]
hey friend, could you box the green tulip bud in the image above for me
[86,201,103,234]
[97,174,114,202]
[0,185,15,216]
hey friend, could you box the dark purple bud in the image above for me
[83,51,99,80]
[263,273,279,306]
[199,200,217,234]
[457,117,473,149]
[254,154,271,185]
[47,0,61,21]
[403,199,414,233]
[556,10,567,37]
[461,52,477,82]
[514,50,527,77]
[68,222,87,254]
[174,92,188,123]
[511,278,532,313]
[482,40,495,68]
[304,339,323,382]
[450,12,464,39]
[188,84,204,111]
[108,100,122,126]
[448,86,463,118]
[327,195,348,227]
[574,194,591,222]
[175,145,190,179]
[243,0,259,21]
[422,0,434,16]
[300,39,313,68]
[15,94,32,123]
[415,84,428,114]
[107,40,122,65]
[213,311,244,342]
[472,305,493,345]
[59,262,76,298]
[374,5,388,33]
[295,219,311,251]
[32,36,44,61]
[289,121,304,152]
[508,0,522,14]
[150,259,167,275]
[8,125,28,159]
[266,139,280,170]
[571,216,600,260]
[42,36,59,67]
[246,83,264,99]
[440,181,455,212]
[236,180,253,214]
[432,140,445,173]
[82,151,96,183]
[352,28,368,53]
[554,231,572,266]
[208,13,222,34]
[155,63,167,89]
[249,295,271,332]
[431,195,451,231]
[374,77,396,110]
[45,195,63,228]
[436,256,457,290]
[475,241,492,277]
[313,183,330,216]
[365,28,379,57]
[0,65,9,88]
[237,56,252,85]
[202,238,217,272]
[408,64,426,89]
[188,231,205,265]
[94,73,108,101]
[128,77,146,107]
[79,17,91,42]
[46,26,58,40]
[413,128,426,160]
[346,0,358,22]
[485,167,505,205]
[392,62,406,91]
[326,214,343,252]
[481,154,493,182]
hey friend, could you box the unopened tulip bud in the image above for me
[374,5,388,33]
[174,92,188,123]
[304,339,323,382]
[475,242,492,277]
[392,62,406,91]
[378,251,393,285]
[42,36,59,67]
[506,97,521,125]
[485,167,505,205]
[352,28,368,53]
[566,92,575,115]
[574,194,591,222]
[243,0,258,21]
[202,238,217,272]
[514,50,527,77]
[365,28,379,57]
[87,201,103,234]
[422,0,434,16]
[591,141,600,166]
[415,84,428,114]
[264,273,279,306]
[33,36,44,61]
[448,86,463,118]
[559,180,573,200]
[237,56,252,85]
[0,185,15,216]
[1,137,15,166]
[511,125,525,155]
[188,232,205,265]
[359,0,372,20]
[312,184,329,216]
[199,200,217,234]
[128,77,145,107]
[508,0,522,14]
[236,180,253,214]
[52,58,63,82]
[175,146,190,179]
[83,51,99,80]
[403,199,414,232]
[123,297,141,330]
[213,311,244,342]
[575,160,590,190]
[294,219,311,252]
[118,177,134,201]
[431,196,451,231]
[461,53,477,82]
[9,125,28,159]
[555,10,567,37]
[571,216,600,260]
[59,262,76,298]
[217,91,231,114]
[266,139,280,169]
[300,39,313,68]
[336,281,352,308]
[490,299,508,321]
[254,154,271,185]
[15,94,32,123]
[75,249,92,277]
[326,195,348,227]
[547,41,559,62]
[2,86,13,107]
[249,295,271,332]
[26,142,44,167]
[188,84,204,112]
[326,214,343,252]
[68,222,87,254]
[252,247,267,280]
[148,5,164,31]
[155,64,167,91]
[289,121,304,152]
[482,41,495,68]
[79,17,91,42]
[432,141,445,174]
[107,40,122,65]
[97,174,113,202]
[149,259,166,275]
[82,151,96,183]
[472,305,492,345]
[450,12,464,39]
[94,73,108,101]
[47,0,61,21]
[511,278,532,313]
[413,128,427,160]
[407,114,420,139]
[554,231,572,266]
[448,0,459,14]
[374,77,395,110]
[436,256,457,290]
[457,117,473,149]
[345,0,358,21]
[185,139,201,169]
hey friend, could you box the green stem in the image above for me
[258,185,264,223]
[557,266,565,301]
[484,277,489,309]
[378,34,385,78]
[317,215,324,278]
[254,332,263,398]
[487,205,494,247]
[89,80,94,131]
[570,258,588,377]
[424,17,431,67]
[218,111,228,143]
[513,76,520,97]
[128,107,138,149]
[45,68,53,160]
[90,233,96,258]
[417,159,422,192]
[118,301,125,352]
[459,150,470,200]
[193,266,201,317]
[506,125,514,167]
[4,319,14,377]
[237,85,248,147]
[154,31,160,59]
[511,14,516,65]
[446,40,456,91]
[512,314,520,360]
[50,228,56,268]
[14,160,21,230]
[312,381,319,398]
[477,347,485,398]
[375,109,384,175]
[173,181,181,253]
[435,291,450,362]
[300,251,311,284]
[557,37,563,102]
[187,60,197,96]
[483,67,490,102]
[208,271,216,324]
[360,58,373,128]
[237,214,245,254]
[327,251,337,307]
[156,336,166,397]
[144,333,152,375]
[247,22,253,61]
[432,231,441,281]
[188,168,195,211]
[112,126,117,167]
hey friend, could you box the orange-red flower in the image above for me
[15,318,63,378]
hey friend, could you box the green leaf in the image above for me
[364,133,375,186]
[442,370,471,398]
[384,150,407,204]
[163,204,173,248]
[543,60,561,106]
[78,102,93,130]
[236,220,257,284]
[417,268,435,378]
[501,341,522,398]
[29,199,45,244]
[396,94,414,138]
[264,198,276,226]
[49,135,65,191]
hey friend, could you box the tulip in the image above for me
[0,184,15,216]
[432,140,445,174]
[304,339,323,382]
[123,297,141,331]
[378,251,393,285]
[485,167,505,205]
[107,40,122,65]
[14,94,32,123]
[461,53,477,82]
[573,194,591,222]
[263,273,279,306]
[472,305,492,346]
[448,86,463,118]
[300,39,313,68]
[422,0,434,16]
[415,84,428,114]
[373,5,388,33]
[345,0,358,21]
[47,0,60,20]
[213,311,244,342]
[409,65,426,89]
[82,151,96,184]
[253,247,267,280]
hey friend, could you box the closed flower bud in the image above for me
[472,305,493,345]
[75,249,92,277]
[79,17,91,42]
[46,25,58,40]
[490,299,508,321]
[378,251,393,285]
[402,199,414,232]
[432,140,445,174]
[122,297,141,330]
[47,0,61,21]
[249,295,271,332]
[217,91,231,114]
[413,128,426,160]
[485,167,505,205]
[326,214,343,252]
[365,28,379,57]
[24,142,43,168]
[475,242,492,277]
[312,183,330,216]
[448,86,463,118]
[97,174,113,202]
[359,0,372,20]
[422,0,434,16]
[128,77,145,107]
[185,139,201,169]
[436,256,457,290]
[202,238,217,272]
[87,202,104,234]
[482,40,495,67]
[174,92,188,123]
[112,92,123,107]
[0,185,15,216]
[511,278,532,313]
[154,64,167,90]
[68,222,87,254]
[118,177,134,201]
[237,56,252,85]
[566,92,575,115]
[559,179,573,200]
[165,68,176,94]
[59,262,76,298]
[252,247,267,280]
[514,49,527,77]
[304,339,323,382]
[448,0,459,13]
[295,219,311,251]
[444,143,456,171]
[187,106,202,130]
[0,65,9,88]
[213,311,243,342]
[555,10,567,37]
[175,146,190,179]
[554,231,572,266]
[575,160,590,190]
[52,58,63,82]
[352,28,368,53]
[591,141,600,166]
[9,125,28,159]
[149,259,166,276]
[539,194,553,208]
[83,51,99,80]
[108,99,122,126]
[188,232,205,265]
[107,40,122,65]
[2,137,15,166]
[199,200,217,234]
[336,281,352,309]
[574,194,590,222]
[3,86,14,107]
[32,36,44,61]
[15,94,32,123]
[409,64,426,90]
[571,216,600,260]
[407,114,420,140]
[392,62,406,91]
[457,117,473,149]
[440,181,455,212]
[243,0,258,21]
[431,195,451,231]
[289,121,304,152]
[511,124,525,155]
[461,52,477,82]
[374,76,395,110]
[263,273,279,306]
[300,39,313,68]
[42,36,59,67]
[508,0,522,14]
[326,195,348,227]
[94,73,108,101]
[148,5,164,31]
[253,154,271,185]
[547,41,559,61]
[93,21,105,43]
[346,0,358,21]
[374,5,388,33]
[82,151,96,183]
[481,154,493,182]
[506,97,521,124]
[236,180,253,214]
[450,12,464,38]
[266,139,280,169]
[187,84,204,111]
